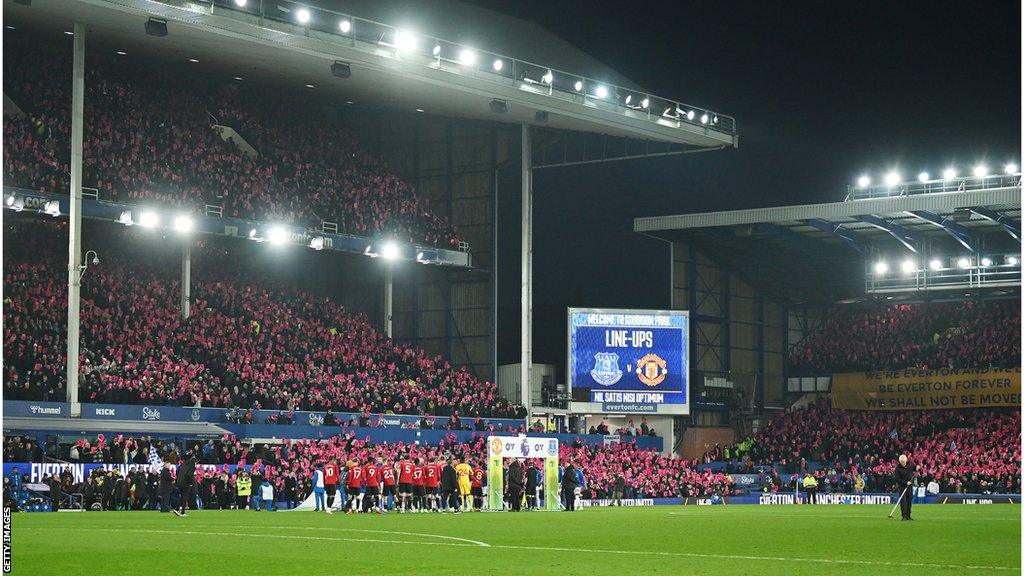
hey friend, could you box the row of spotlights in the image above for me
[875,256,1020,275]
[857,163,1018,188]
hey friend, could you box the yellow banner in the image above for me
[831,368,1021,410]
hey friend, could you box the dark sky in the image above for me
[477,0,1022,371]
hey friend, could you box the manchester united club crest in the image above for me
[590,352,623,386]
[635,353,667,386]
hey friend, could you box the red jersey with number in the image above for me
[399,460,414,484]
[324,463,339,486]
[471,467,485,488]
[424,463,440,488]
[347,465,363,488]
[413,465,425,486]
[382,466,396,486]
[363,464,380,488]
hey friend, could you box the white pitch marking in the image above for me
[666,511,1020,521]
[190,524,491,547]
[22,526,1018,572]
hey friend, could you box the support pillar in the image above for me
[520,123,533,413]
[66,22,85,417]
[384,264,394,338]
[180,242,191,320]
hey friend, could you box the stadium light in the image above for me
[381,241,399,260]
[1004,163,1018,175]
[972,164,988,177]
[856,175,871,188]
[173,215,194,233]
[929,258,943,271]
[625,95,632,105]
[458,48,477,66]
[685,110,695,121]
[594,85,608,99]
[1008,256,1019,266]
[542,70,553,84]
[884,171,900,187]
[5,195,14,207]
[432,44,441,56]
[393,30,417,54]
[901,260,916,274]
[295,8,311,24]
[700,113,709,125]
[492,59,503,71]
[980,257,992,267]
[573,80,583,92]
[43,200,61,217]
[117,211,134,226]
[139,210,158,228]
[640,97,649,109]
[874,261,888,275]
[917,172,929,183]
[942,168,957,180]
[248,228,258,239]
[338,19,351,33]
[234,0,246,6]
[957,257,971,269]
[267,226,288,245]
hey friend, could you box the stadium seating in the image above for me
[2,40,461,249]
[708,398,1021,494]
[3,216,515,417]
[787,301,1021,374]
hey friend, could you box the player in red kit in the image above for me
[344,460,363,514]
[363,458,382,513]
[380,459,397,512]
[398,456,415,512]
[412,458,426,512]
[471,462,485,511]
[324,459,339,513]
[424,458,441,512]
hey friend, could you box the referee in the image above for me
[893,454,916,521]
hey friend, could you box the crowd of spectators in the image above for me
[3,216,518,418]
[708,398,1021,494]
[788,301,1021,374]
[3,39,461,249]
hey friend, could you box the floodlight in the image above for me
[685,110,695,121]
[1008,256,1019,266]
[917,172,929,183]
[458,48,477,66]
[573,80,583,91]
[432,44,441,56]
[234,0,246,6]
[700,113,709,124]
[542,70,553,84]
[625,95,632,105]
[338,19,351,33]
[640,97,649,109]
[942,168,957,180]
[248,228,258,239]
[43,200,61,217]
[884,172,900,187]
[929,258,943,271]
[972,164,988,177]
[381,242,399,260]
[874,261,888,275]
[173,215,194,233]
[1004,163,1018,175]
[856,175,871,188]
[295,8,310,24]
[5,195,14,207]
[901,260,916,274]
[594,85,607,99]
[267,226,288,245]
[492,59,503,71]
[394,30,417,54]
[139,210,158,228]
[957,257,971,269]
[980,257,992,267]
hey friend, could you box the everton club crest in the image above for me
[591,352,623,386]
[636,353,667,386]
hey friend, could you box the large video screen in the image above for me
[568,308,689,414]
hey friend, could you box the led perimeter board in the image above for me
[568,308,690,415]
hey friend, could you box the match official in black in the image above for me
[174,450,197,517]
[441,458,459,513]
[894,454,916,521]
[507,459,524,511]
[159,462,174,513]
[562,461,578,512]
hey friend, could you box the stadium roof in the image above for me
[4,0,737,148]
[634,178,1022,305]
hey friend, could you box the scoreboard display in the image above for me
[567,308,689,414]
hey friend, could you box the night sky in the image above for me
[476,0,1022,372]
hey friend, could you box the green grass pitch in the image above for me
[10,505,1021,575]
